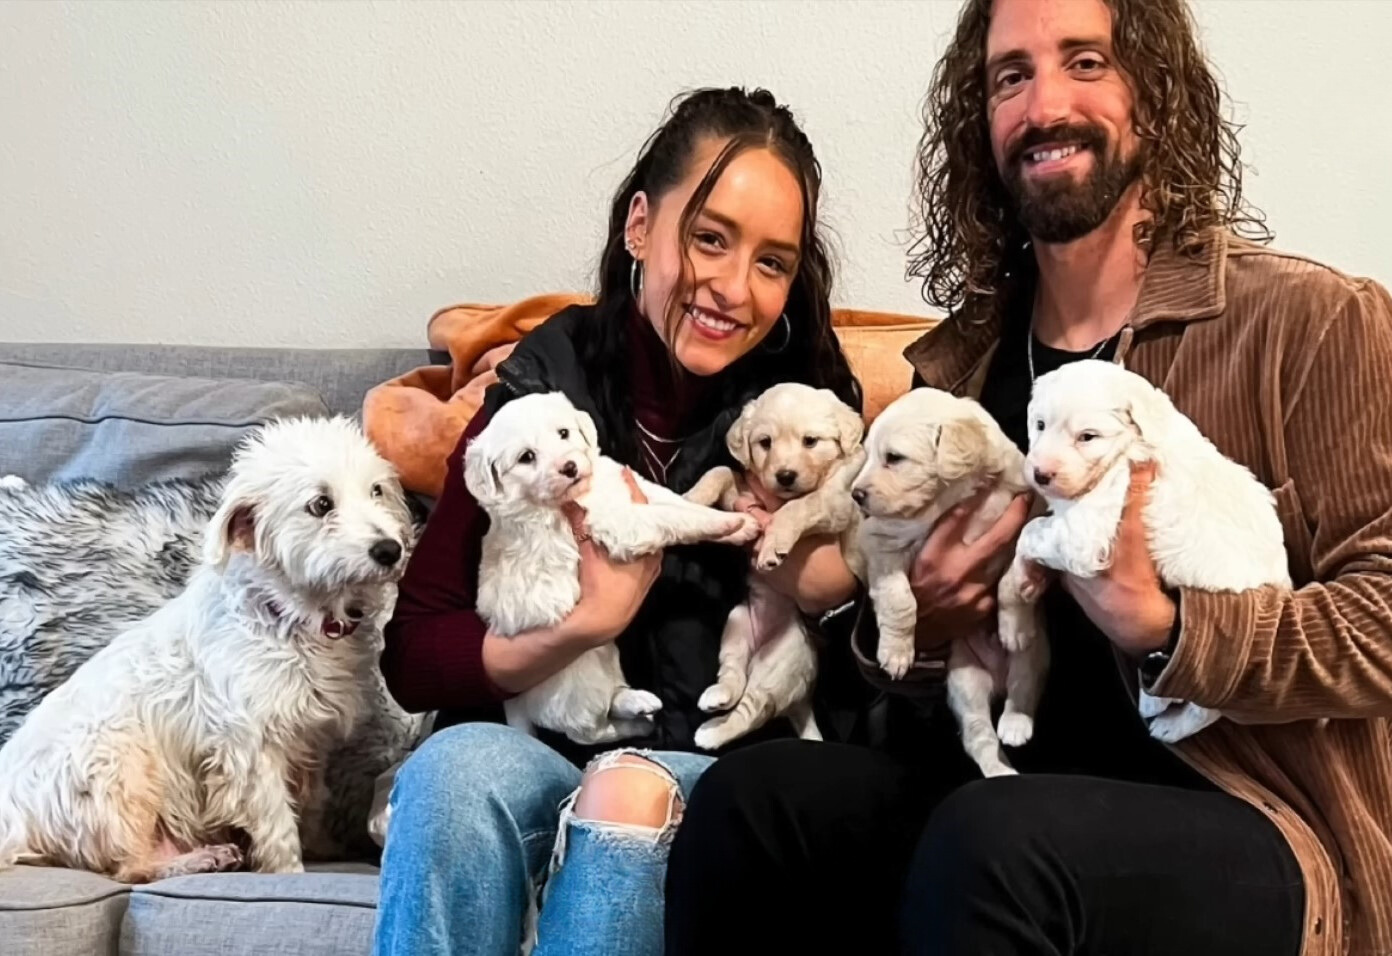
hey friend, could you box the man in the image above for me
[664,1,1392,954]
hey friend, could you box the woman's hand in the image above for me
[742,473,859,614]
[911,489,1033,650]
[560,469,663,645]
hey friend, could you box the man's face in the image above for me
[984,0,1143,244]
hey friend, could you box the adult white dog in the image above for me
[1016,359,1292,742]
[852,388,1044,778]
[0,416,413,881]
[683,382,865,750]
[464,391,758,746]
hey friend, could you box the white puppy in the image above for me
[852,388,1045,778]
[0,416,412,881]
[465,391,758,746]
[1017,359,1292,742]
[683,383,865,750]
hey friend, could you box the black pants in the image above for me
[665,739,1305,956]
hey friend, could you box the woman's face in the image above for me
[625,138,805,377]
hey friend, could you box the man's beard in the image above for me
[1002,123,1143,244]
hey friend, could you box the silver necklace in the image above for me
[635,417,682,484]
[1027,321,1120,382]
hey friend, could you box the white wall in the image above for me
[1,0,1388,349]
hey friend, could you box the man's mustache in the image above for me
[1007,123,1110,169]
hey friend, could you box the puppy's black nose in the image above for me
[346,606,364,621]
[560,460,578,479]
[1033,468,1053,487]
[776,469,797,488]
[851,488,868,506]
[370,539,403,567]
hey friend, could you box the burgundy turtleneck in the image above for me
[627,305,712,478]
[378,307,711,715]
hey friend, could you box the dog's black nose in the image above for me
[776,469,797,488]
[851,488,868,506]
[346,606,364,621]
[560,460,578,479]
[370,539,403,567]
[1033,468,1053,487]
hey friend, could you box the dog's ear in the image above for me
[725,400,758,468]
[1122,383,1173,447]
[826,392,865,455]
[203,495,258,568]
[574,408,599,450]
[935,416,991,483]
[462,439,502,505]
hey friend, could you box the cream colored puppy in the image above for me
[683,383,865,749]
[852,388,1045,777]
[1017,359,1292,742]
[466,391,758,746]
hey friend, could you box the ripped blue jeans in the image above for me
[372,722,713,956]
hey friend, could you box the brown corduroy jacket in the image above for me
[856,229,1392,956]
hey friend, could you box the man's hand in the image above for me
[1061,462,1176,657]
[912,489,1033,649]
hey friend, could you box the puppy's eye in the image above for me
[1078,431,1100,443]
[558,428,569,440]
[802,436,819,449]
[885,452,905,466]
[518,450,536,466]
[757,437,772,451]
[371,483,384,498]
[307,495,334,518]
[1034,420,1045,432]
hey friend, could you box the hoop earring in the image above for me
[629,259,644,301]
[764,313,791,354]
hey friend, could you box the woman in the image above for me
[372,86,868,956]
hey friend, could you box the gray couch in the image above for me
[0,342,434,956]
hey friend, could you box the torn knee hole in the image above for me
[572,754,682,829]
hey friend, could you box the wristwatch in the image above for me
[1139,588,1183,690]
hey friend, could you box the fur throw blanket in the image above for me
[0,475,428,863]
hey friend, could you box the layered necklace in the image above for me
[635,417,685,485]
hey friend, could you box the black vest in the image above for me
[477,306,874,766]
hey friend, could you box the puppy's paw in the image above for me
[1147,703,1219,744]
[717,513,761,546]
[975,757,1018,778]
[0,475,27,492]
[698,683,737,713]
[754,523,802,571]
[1136,690,1171,720]
[1017,558,1049,604]
[754,538,787,572]
[877,636,915,680]
[995,712,1034,747]
[610,688,663,720]
[694,716,739,751]
[693,724,723,751]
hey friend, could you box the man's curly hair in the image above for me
[907,0,1271,322]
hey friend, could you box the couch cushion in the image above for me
[0,865,130,956]
[0,363,330,490]
[832,321,935,422]
[121,865,379,956]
